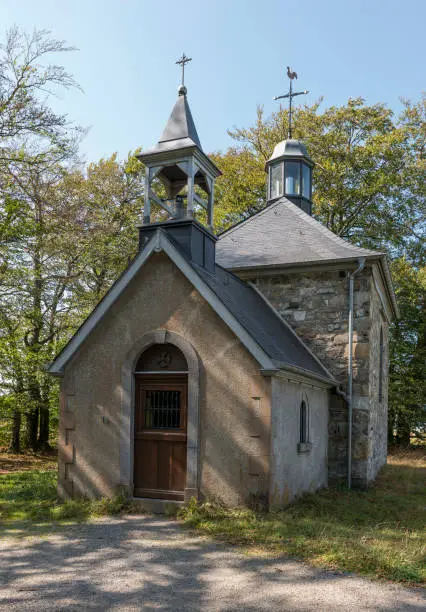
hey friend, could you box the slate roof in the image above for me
[216,197,382,270]
[187,257,333,382]
[141,93,202,156]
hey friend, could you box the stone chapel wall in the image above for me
[367,281,389,480]
[250,266,388,486]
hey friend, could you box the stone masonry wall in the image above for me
[367,281,389,480]
[250,267,387,486]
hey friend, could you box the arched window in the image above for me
[379,327,384,403]
[300,400,308,443]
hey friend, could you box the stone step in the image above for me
[131,497,184,515]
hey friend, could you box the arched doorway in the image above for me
[133,343,188,500]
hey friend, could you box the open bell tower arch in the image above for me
[137,55,221,231]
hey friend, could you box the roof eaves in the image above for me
[376,255,399,319]
[270,361,335,386]
[224,253,386,273]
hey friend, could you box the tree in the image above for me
[0,157,82,450]
[67,153,144,308]
[0,26,80,165]
[0,149,144,452]
[210,148,265,230]
[389,258,426,444]
[214,97,424,256]
[212,95,425,442]
[0,27,81,451]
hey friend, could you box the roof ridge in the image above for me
[218,200,282,239]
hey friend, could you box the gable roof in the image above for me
[47,228,334,385]
[217,197,381,269]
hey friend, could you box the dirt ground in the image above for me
[0,516,424,612]
[0,448,57,474]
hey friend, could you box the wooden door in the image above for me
[133,374,187,500]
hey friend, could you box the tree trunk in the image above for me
[395,411,411,447]
[8,410,22,453]
[24,408,39,451]
[387,409,396,446]
[37,403,51,450]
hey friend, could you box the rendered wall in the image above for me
[58,252,272,506]
[270,377,329,507]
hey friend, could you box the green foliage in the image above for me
[389,259,426,443]
[180,450,426,584]
[210,148,265,230]
[0,26,424,451]
[212,95,425,441]
[0,27,84,451]
[0,29,145,451]
[214,96,425,253]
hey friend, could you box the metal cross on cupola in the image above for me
[176,52,192,95]
[273,66,309,140]
[137,55,221,231]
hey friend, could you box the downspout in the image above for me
[347,257,366,489]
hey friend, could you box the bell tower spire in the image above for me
[137,55,221,230]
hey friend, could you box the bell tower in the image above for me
[137,54,221,231]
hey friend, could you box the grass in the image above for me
[179,448,426,585]
[0,448,424,585]
[0,469,132,527]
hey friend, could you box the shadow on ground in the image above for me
[0,516,424,611]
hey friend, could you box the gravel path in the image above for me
[0,516,424,611]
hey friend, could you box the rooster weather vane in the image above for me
[273,66,309,139]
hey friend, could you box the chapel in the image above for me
[48,72,398,508]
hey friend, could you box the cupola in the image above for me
[265,138,313,214]
[267,65,313,214]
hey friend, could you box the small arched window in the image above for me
[300,400,308,444]
[379,327,384,403]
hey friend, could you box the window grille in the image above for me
[144,390,182,429]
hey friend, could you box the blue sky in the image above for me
[2,0,424,163]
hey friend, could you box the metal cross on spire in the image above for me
[273,66,309,139]
[176,52,192,88]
